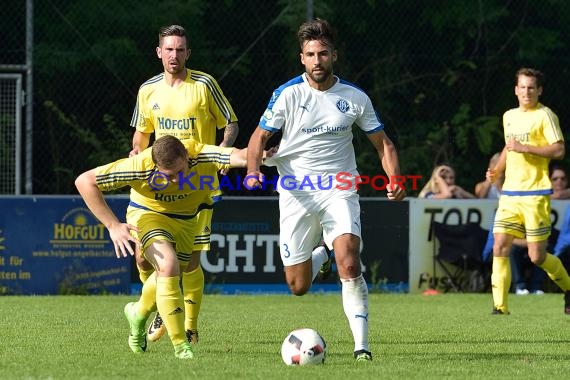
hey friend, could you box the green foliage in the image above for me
[1,294,570,379]
[42,100,131,194]
[23,0,570,193]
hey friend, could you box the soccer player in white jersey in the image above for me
[129,25,239,344]
[487,67,570,315]
[245,19,406,362]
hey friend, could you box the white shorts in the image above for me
[278,189,361,266]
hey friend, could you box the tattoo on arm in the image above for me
[221,122,239,147]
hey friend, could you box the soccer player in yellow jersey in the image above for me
[487,67,570,315]
[75,135,265,359]
[129,25,239,343]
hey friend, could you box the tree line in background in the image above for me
[5,0,568,195]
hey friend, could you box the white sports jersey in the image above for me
[260,73,384,194]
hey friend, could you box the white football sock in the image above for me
[341,274,369,352]
[311,245,328,282]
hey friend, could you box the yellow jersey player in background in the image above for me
[129,24,239,344]
[487,67,570,315]
[76,136,255,359]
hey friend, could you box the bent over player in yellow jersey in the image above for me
[75,136,267,359]
[129,24,239,343]
[487,67,570,315]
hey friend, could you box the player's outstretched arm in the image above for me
[75,169,140,258]
[228,144,277,168]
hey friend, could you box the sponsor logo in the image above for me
[168,307,183,315]
[51,208,109,248]
[301,125,350,135]
[157,117,196,131]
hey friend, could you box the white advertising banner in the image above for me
[408,198,570,294]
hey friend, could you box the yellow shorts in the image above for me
[126,206,198,265]
[493,195,551,242]
[194,208,213,251]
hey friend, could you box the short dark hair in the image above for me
[158,25,187,47]
[516,67,544,88]
[151,135,187,168]
[297,18,337,51]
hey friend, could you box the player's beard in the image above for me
[306,65,332,84]
[166,60,185,75]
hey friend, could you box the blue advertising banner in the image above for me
[0,195,409,295]
[0,196,131,295]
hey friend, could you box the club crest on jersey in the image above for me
[336,99,350,113]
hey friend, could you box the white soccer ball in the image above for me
[281,328,327,365]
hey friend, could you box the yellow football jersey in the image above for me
[94,140,232,217]
[502,103,564,195]
[130,69,237,145]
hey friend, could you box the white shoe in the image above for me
[515,288,530,295]
[532,290,545,295]
[147,313,166,342]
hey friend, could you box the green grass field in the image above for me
[1,293,569,379]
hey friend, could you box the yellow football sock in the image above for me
[156,276,186,346]
[539,253,570,291]
[137,265,154,284]
[138,271,157,315]
[491,256,511,313]
[182,265,204,332]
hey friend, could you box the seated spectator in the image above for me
[475,153,503,199]
[419,164,476,199]
[550,163,570,199]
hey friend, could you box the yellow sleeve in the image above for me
[94,154,151,192]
